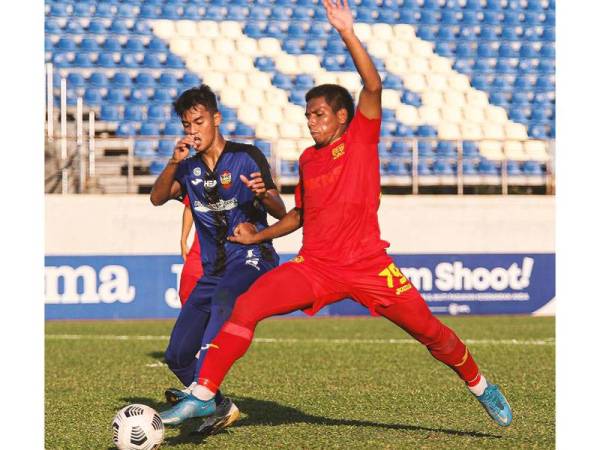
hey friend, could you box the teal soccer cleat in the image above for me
[475,384,513,427]
[160,395,216,426]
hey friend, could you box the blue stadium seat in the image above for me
[88,72,109,88]
[402,0,420,8]
[269,6,290,20]
[492,76,512,91]
[234,123,254,137]
[124,38,145,53]
[65,20,85,34]
[489,91,507,105]
[461,10,479,26]
[160,4,181,20]
[182,73,201,87]
[523,161,543,175]
[511,91,530,105]
[529,124,548,139]
[530,108,549,123]
[390,141,412,157]
[93,2,113,18]
[152,88,173,104]
[476,42,497,58]
[287,23,305,39]
[509,108,528,123]
[163,121,183,136]
[482,11,501,25]
[304,40,324,55]
[97,53,117,67]
[117,3,136,18]
[157,73,178,88]
[544,10,555,26]
[142,54,163,68]
[105,88,127,105]
[243,22,263,38]
[398,9,419,25]
[78,37,99,52]
[129,89,149,105]
[56,37,77,52]
[165,54,185,69]
[103,38,122,52]
[383,74,403,89]
[479,26,498,40]
[500,27,519,40]
[119,53,138,68]
[45,19,62,34]
[541,27,555,42]
[440,10,459,25]
[378,143,389,156]
[99,105,120,122]
[507,161,522,176]
[540,44,555,59]
[71,52,93,68]
[292,6,312,20]
[49,2,69,17]
[114,121,136,137]
[432,159,454,175]
[520,43,538,58]
[148,38,168,52]
[417,27,436,41]
[463,0,483,10]
[401,91,421,107]
[395,124,414,137]
[462,160,478,175]
[436,27,456,41]
[124,105,144,122]
[295,74,314,90]
[537,59,555,74]
[109,19,130,34]
[289,89,306,105]
[132,21,152,35]
[83,88,103,106]
[135,140,156,157]
[417,125,437,138]
[205,5,226,20]
[503,11,521,26]
[496,58,516,74]
[283,39,304,55]
[272,73,293,90]
[462,141,479,157]
[417,161,432,176]
[147,104,167,122]
[382,109,395,122]
[157,140,174,156]
[247,8,268,21]
[524,11,543,26]
[325,38,346,54]
[498,43,518,58]
[149,159,168,175]
[378,8,398,24]
[322,55,342,71]
[264,22,285,39]
[435,42,454,57]
[66,73,85,89]
[456,42,475,58]
[112,72,133,88]
[478,159,499,175]
[471,74,489,91]
[356,7,376,23]
[420,10,438,25]
[87,20,107,34]
[309,22,329,38]
[517,59,535,73]
[139,123,161,136]
[254,139,271,157]
[138,4,159,19]
[423,0,441,9]
[437,141,456,158]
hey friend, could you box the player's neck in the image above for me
[200,135,226,171]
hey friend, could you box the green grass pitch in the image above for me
[45,315,554,449]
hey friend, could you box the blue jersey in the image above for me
[175,141,279,276]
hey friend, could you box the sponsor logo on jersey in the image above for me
[245,249,260,271]
[193,167,202,176]
[220,170,232,188]
[332,143,345,160]
[193,198,238,212]
[204,179,217,189]
[191,178,202,185]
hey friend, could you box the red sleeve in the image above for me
[346,109,381,144]
[182,195,190,207]
[294,181,302,209]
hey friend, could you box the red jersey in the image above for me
[294,109,390,265]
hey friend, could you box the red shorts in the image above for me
[179,235,203,305]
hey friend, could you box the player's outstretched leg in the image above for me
[375,293,512,427]
[159,395,216,426]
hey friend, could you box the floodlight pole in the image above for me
[46,63,54,141]
[60,77,68,194]
[76,97,85,193]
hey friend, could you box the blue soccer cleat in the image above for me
[474,384,513,427]
[164,387,190,405]
[159,395,216,426]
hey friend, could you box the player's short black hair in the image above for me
[305,84,355,124]
[173,84,219,117]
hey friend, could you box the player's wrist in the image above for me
[168,157,181,165]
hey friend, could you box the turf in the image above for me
[45,315,555,449]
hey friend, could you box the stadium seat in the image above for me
[523,161,543,175]
[160,5,181,20]
[440,10,459,25]
[139,123,160,136]
[147,104,167,122]
[142,54,162,68]
[390,141,412,157]
[87,20,107,34]
[123,104,143,122]
[163,121,183,136]
[128,89,149,105]
[417,27,436,41]
[478,159,499,175]
[83,88,103,106]
[417,161,432,176]
[540,44,555,59]
[97,53,117,68]
[461,11,479,26]
[117,4,136,18]
[65,20,85,34]
[99,105,121,122]
[462,141,479,157]
[135,140,156,158]
[109,19,130,34]
[432,159,454,175]
[436,27,456,41]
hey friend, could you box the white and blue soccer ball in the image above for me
[112,404,164,450]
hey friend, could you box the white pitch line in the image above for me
[45,334,555,346]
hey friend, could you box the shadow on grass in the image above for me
[141,395,503,446]
[147,351,165,360]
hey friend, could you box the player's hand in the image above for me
[180,241,189,262]
[323,0,353,35]
[171,135,196,163]
[227,222,259,244]
[240,172,267,199]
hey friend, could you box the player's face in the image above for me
[305,96,348,148]
[180,105,222,153]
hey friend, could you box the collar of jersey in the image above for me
[311,130,348,152]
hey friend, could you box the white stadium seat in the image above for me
[388,41,411,57]
[395,104,419,126]
[187,55,208,73]
[403,73,426,92]
[297,54,322,74]
[465,89,489,108]
[504,140,528,161]
[242,87,265,107]
[372,24,394,41]
[219,21,243,39]
[249,71,272,90]
[235,37,258,56]
[463,105,485,124]
[260,105,284,124]
[425,73,447,91]
[264,89,289,106]
[208,54,231,72]
[418,105,441,125]
[430,55,453,74]
[393,24,416,40]
[196,21,220,38]
[524,140,550,161]
[170,38,192,57]
[176,20,198,39]
[225,73,247,90]
[386,55,408,75]
[296,139,314,152]
[255,122,279,140]
[479,140,505,160]
[337,73,362,92]
[448,73,471,92]
[382,90,401,109]
[367,40,390,59]
[213,37,236,55]
[231,54,255,72]
[353,23,371,42]
[505,122,529,140]
[437,122,461,140]
[279,123,303,139]
[408,57,430,74]
[151,20,175,40]
[275,54,300,75]
[237,105,261,126]
[440,106,463,124]
[482,122,505,140]
[421,91,444,108]
[485,105,509,124]
[411,40,435,58]
[283,105,307,125]
[314,72,338,85]
[201,71,225,90]
[275,140,300,160]
[443,90,466,108]
[192,37,214,55]
[219,88,243,108]
[258,38,282,56]
[460,122,483,140]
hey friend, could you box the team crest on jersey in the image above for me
[291,255,304,264]
[193,167,202,176]
[220,170,232,189]
[332,143,345,160]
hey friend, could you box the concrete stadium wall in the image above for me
[45,194,555,255]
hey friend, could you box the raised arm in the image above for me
[227,208,303,245]
[150,135,196,205]
[324,0,382,119]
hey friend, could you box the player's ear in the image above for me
[213,111,222,127]
[336,107,349,125]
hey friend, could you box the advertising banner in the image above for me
[45,253,555,320]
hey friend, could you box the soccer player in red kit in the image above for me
[178,196,203,305]
[160,0,512,429]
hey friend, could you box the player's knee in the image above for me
[164,343,192,369]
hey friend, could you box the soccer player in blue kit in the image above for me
[150,84,286,434]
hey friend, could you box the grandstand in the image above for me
[44,0,555,195]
